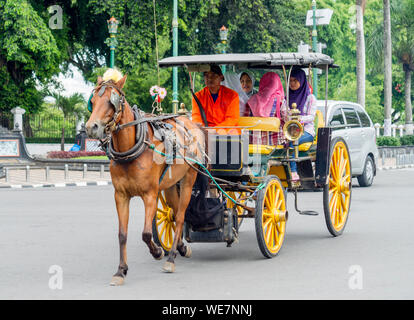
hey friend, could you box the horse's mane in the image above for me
[103,68,123,83]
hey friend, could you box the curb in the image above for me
[0,180,112,190]
[378,164,414,170]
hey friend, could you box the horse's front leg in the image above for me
[110,191,131,286]
[163,169,197,273]
[142,190,164,260]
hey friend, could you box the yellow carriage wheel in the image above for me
[323,137,352,236]
[226,192,249,228]
[152,191,177,254]
[255,176,287,258]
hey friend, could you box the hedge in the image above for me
[377,135,414,147]
[47,151,106,159]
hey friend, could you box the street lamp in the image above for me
[219,25,228,73]
[305,1,333,99]
[311,0,318,99]
[172,0,179,114]
[107,17,119,68]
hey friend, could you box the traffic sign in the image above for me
[306,8,333,26]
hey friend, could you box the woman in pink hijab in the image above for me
[244,72,286,145]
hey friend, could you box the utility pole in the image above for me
[172,0,179,114]
[312,0,318,99]
[383,0,392,136]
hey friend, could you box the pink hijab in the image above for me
[247,72,284,117]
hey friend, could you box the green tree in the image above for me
[367,0,414,134]
[51,92,85,150]
[0,0,62,113]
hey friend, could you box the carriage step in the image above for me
[298,210,319,216]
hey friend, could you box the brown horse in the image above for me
[85,70,205,285]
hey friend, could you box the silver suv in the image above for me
[316,100,379,187]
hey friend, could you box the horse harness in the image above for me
[90,81,184,164]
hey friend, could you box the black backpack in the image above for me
[185,174,225,232]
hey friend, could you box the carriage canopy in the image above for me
[158,52,337,70]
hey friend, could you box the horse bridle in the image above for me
[88,81,126,135]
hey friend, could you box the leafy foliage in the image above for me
[0,0,62,113]
[0,0,412,127]
[400,134,414,146]
[376,136,401,146]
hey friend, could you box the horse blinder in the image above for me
[87,85,122,114]
[110,89,122,113]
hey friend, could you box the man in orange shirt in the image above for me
[192,65,239,134]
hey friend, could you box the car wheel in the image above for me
[357,156,375,187]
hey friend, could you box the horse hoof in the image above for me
[154,248,165,260]
[184,245,192,258]
[162,261,175,273]
[110,276,125,286]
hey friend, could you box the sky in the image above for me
[57,65,94,99]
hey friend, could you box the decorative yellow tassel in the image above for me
[103,68,123,83]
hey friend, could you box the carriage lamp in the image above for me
[219,25,228,43]
[106,17,119,68]
[283,103,304,142]
[283,120,304,142]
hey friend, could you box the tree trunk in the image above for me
[383,0,392,136]
[356,0,366,108]
[404,66,413,135]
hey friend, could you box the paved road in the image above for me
[1,169,413,300]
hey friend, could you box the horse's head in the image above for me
[85,69,127,139]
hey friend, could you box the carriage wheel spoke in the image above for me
[269,185,276,205]
[159,223,167,238]
[337,196,344,226]
[276,222,282,234]
[157,208,169,215]
[273,223,279,245]
[265,223,273,245]
[156,215,166,227]
[330,193,338,222]
[263,217,272,230]
[339,158,347,179]
[167,225,173,247]
[276,199,283,211]
[265,196,273,211]
[340,192,348,216]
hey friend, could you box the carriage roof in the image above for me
[158,52,337,70]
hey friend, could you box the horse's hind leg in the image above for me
[142,190,164,260]
[110,191,131,286]
[163,170,197,273]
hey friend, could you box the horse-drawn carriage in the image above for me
[153,52,351,259]
[86,52,351,284]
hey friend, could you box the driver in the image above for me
[191,64,239,134]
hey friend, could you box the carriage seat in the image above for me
[297,110,325,152]
[238,117,283,155]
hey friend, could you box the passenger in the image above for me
[239,71,258,99]
[287,67,317,181]
[222,71,249,116]
[244,72,286,146]
[191,64,239,135]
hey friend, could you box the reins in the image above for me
[90,82,181,163]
